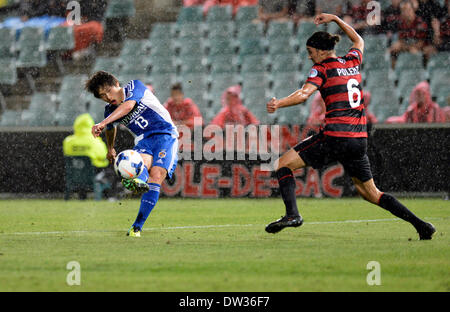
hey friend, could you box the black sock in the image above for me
[378,193,424,229]
[276,167,300,217]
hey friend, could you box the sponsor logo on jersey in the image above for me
[120,102,146,126]
[158,150,167,159]
[337,58,346,64]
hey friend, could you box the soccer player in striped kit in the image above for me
[265,13,436,240]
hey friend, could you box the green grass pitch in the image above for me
[0,198,449,291]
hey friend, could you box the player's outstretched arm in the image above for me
[92,100,136,137]
[267,83,317,113]
[314,13,364,53]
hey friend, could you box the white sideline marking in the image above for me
[1,217,439,236]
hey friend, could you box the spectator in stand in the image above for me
[258,0,290,23]
[413,0,446,56]
[344,0,383,35]
[386,81,446,123]
[289,0,316,23]
[431,0,450,51]
[63,1,105,60]
[315,0,348,16]
[382,0,402,41]
[164,83,203,130]
[183,0,206,5]
[209,85,259,128]
[389,0,429,68]
[202,0,257,16]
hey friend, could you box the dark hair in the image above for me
[171,82,183,92]
[306,31,340,51]
[84,71,119,98]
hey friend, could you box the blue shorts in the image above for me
[133,134,178,179]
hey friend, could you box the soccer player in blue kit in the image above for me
[86,71,179,237]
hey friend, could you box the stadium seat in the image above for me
[364,68,391,90]
[179,56,207,75]
[119,39,150,58]
[426,52,450,79]
[86,95,106,123]
[0,27,16,59]
[208,73,239,107]
[58,75,88,99]
[177,6,204,24]
[149,73,176,104]
[396,69,426,103]
[91,57,120,74]
[363,34,388,53]
[207,37,235,57]
[237,38,265,63]
[394,52,424,79]
[267,21,294,40]
[296,22,320,46]
[240,55,267,74]
[430,69,450,107]
[209,54,236,74]
[276,105,308,125]
[0,58,17,85]
[235,6,258,27]
[151,56,177,74]
[335,36,354,56]
[150,40,175,58]
[272,72,301,96]
[363,52,390,71]
[55,95,88,126]
[149,22,175,41]
[206,5,233,24]
[22,93,57,126]
[271,53,301,73]
[0,110,21,126]
[177,73,208,109]
[118,55,151,76]
[16,45,47,68]
[17,27,45,50]
[178,22,204,39]
[369,87,400,122]
[267,36,296,56]
[105,0,136,18]
[177,37,206,57]
[237,23,264,41]
[46,26,75,51]
[206,21,235,39]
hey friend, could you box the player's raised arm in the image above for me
[92,100,136,137]
[267,83,317,113]
[314,13,364,53]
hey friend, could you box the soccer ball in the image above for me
[114,150,145,179]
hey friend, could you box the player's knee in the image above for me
[149,167,167,184]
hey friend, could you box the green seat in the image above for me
[210,54,236,74]
[177,37,205,57]
[151,56,177,74]
[150,40,175,58]
[86,95,106,123]
[237,38,265,62]
[394,52,424,79]
[0,110,21,126]
[396,69,426,102]
[148,73,175,103]
[276,105,307,125]
[105,0,135,18]
[430,69,450,107]
[208,73,239,104]
[335,36,354,56]
[296,22,319,45]
[206,5,233,23]
[242,73,268,91]
[271,53,301,73]
[22,93,57,126]
[235,6,258,27]
[120,39,150,58]
[267,37,296,56]
[237,23,264,41]
[0,58,17,85]
[91,57,119,74]
[118,55,151,76]
[179,56,207,75]
[267,21,294,39]
[363,52,390,70]
[178,22,204,39]
[0,28,16,59]
[207,37,235,57]
[207,21,234,39]
[46,26,75,51]
[240,55,266,73]
[149,23,175,41]
[17,27,44,50]
[272,72,300,96]
[363,34,388,53]
[368,87,400,122]
[58,75,88,99]
[17,45,47,68]
[55,99,87,126]
[426,52,450,79]
[177,6,204,24]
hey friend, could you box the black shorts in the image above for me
[293,131,373,182]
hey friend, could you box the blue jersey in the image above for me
[104,80,178,144]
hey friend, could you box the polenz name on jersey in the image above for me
[121,102,147,126]
[337,65,360,76]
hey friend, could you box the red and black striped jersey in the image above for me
[305,48,367,138]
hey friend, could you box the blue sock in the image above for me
[137,166,149,182]
[132,183,160,230]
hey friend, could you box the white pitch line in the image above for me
[1,217,440,236]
